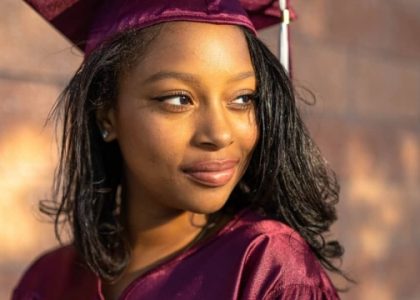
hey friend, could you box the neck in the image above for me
[121,189,207,273]
[128,208,206,250]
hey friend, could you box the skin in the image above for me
[99,21,258,299]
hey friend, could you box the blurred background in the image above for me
[1,0,419,299]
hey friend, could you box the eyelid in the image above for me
[232,89,255,97]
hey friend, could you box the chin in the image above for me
[181,192,231,215]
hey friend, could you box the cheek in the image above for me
[115,110,190,168]
[234,111,259,155]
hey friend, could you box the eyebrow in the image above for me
[142,70,255,85]
[228,71,255,82]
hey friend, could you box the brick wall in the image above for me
[260,1,420,299]
[1,0,419,299]
[0,2,82,298]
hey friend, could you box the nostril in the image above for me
[197,139,233,151]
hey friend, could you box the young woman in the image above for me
[13,1,348,299]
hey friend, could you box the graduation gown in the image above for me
[13,209,339,300]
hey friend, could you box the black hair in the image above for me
[43,24,350,284]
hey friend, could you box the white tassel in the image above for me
[279,0,290,73]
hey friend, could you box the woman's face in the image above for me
[104,22,258,215]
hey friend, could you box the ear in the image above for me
[96,106,117,142]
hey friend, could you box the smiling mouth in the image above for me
[181,159,238,187]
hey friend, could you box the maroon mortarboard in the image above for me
[23,0,295,71]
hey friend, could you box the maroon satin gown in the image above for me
[13,209,339,299]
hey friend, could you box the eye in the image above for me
[162,95,192,106]
[156,94,192,106]
[152,92,194,112]
[228,93,255,110]
[231,94,254,105]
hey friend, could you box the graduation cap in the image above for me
[23,0,295,72]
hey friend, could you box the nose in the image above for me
[192,102,233,150]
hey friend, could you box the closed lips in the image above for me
[181,160,238,187]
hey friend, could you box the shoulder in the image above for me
[12,245,96,300]
[229,208,317,264]
[226,209,339,299]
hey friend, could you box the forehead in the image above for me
[134,21,253,74]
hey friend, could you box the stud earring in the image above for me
[101,129,109,140]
